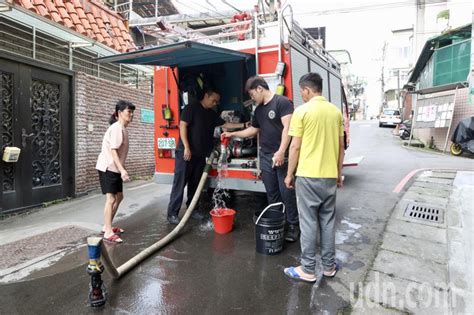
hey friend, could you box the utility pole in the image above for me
[397,69,401,111]
[380,41,387,114]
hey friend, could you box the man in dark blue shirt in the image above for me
[167,87,246,225]
[222,76,300,242]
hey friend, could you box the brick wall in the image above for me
[414,88,473,150]
[75,72,155,194]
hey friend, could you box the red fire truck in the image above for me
[99,6,354,192]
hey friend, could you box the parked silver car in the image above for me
[379,109,401,127]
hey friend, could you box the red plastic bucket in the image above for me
[210,208,236,234]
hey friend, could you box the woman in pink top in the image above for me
[96,100,135,243]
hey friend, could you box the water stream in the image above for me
[212,148,230,215]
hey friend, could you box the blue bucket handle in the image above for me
[255,202,286,225]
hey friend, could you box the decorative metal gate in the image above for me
[0,58,73,213]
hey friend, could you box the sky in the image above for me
[171,0,473,115]
[292,1,414,114]
[288,0,471,115]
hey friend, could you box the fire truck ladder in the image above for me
[253,4,292,76]
[289,18,340,73]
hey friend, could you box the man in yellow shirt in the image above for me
[283,73,345,283]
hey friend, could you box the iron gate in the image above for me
[0,57,73,213]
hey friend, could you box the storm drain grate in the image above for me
[403,202,444,224]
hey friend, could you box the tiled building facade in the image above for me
[415,88,472,151]
[406,24,472,152]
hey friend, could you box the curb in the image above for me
[352,169,461,314]
[0,244,86,283]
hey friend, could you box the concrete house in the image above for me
[405,24,472,151]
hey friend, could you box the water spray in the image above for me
[218,134,230,168]
[213,135,232,214]
[210,134,236,233]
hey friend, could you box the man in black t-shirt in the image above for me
[222,76,300,242]
[167,87,247,225]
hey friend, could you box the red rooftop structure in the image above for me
[14,0,135,52]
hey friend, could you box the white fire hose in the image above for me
[100,150,217,279]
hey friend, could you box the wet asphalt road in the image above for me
[1,121,472,314]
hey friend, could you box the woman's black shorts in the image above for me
[98,170,123,194]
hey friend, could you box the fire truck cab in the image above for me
[99,6,351,193]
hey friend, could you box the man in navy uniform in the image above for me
[222,76,299,242]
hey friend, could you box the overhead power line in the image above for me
[174,0,237,18]
[292,0,472,17]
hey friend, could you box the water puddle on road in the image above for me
[0,244,86,284]
[335,218,362,245]
[335,231,352,245]
[418,170,433,178]
[198,220,214,232]
[335,249,353,263]
[340,219,361,230]
[0,250,69,283]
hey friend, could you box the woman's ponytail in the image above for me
[109,111,118,125]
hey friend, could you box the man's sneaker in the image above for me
[285,224,300,242]
[167,215,180,225]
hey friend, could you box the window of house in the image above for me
[434,40,471,86]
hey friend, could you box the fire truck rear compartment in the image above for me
[178,57,261,174]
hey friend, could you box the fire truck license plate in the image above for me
[157,138,176,149]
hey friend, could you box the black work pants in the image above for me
[167,150,206,217]
[259,151,299,225]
